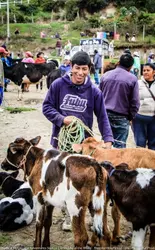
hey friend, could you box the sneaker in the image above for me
[0,107,4,112]
[62,220,72,231]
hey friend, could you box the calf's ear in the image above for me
[115,163,129,170]
[30,136,41,146]
[10,170,19,179]
[72,144,82,153]
[10,143,24,154]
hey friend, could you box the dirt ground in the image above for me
[0,83,150,249]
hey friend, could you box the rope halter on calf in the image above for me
[5,144,33,170]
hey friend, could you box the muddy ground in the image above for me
[0,83,150,249]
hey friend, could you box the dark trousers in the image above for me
[132,113,155,150]
[107,111,130,148]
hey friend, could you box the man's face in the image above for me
[71,64,90,85]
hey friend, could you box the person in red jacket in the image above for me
[35,52,46,64]
[35,52,46,90]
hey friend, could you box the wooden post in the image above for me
[101,55,104,76]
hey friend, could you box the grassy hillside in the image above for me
[1,21,155,57]
[1,22,82,55]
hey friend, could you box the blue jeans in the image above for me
[94,69,100,85]
[0,86,3,105]
[132,114,155,150]
[107,111,130,148]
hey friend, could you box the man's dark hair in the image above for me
[94,49,98,54]
[71,51,91,68]
[119,54,134,68]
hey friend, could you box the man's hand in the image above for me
[104,142,112,149]
[63,116,74,126]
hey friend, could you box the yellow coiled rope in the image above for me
[58,116,94,152]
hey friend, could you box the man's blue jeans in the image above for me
[132,113,155,150]
[94,69,100,85]
[107,111,130,148]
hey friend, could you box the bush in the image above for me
[52,13,61,20]
[71,19,86,31]
[88,14,101,28]
[35,11,51,22]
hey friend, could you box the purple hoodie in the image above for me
[42,74,114,147]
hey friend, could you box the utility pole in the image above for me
[143,24,145,41]
[114,22,116,39]
[6,0,10,43]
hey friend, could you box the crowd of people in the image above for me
[0,38,155,229]
[0,43,155,151]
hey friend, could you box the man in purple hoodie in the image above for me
[43,51,113,149]
[42,51,113,231]
[100,53,140,148]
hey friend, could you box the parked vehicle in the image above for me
[70,38,109,58]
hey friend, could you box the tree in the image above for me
[65,0,79,21]
[0,7,6,24]
[41,0,66,12]
[85,0,108,14]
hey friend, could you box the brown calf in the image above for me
[1,136,111,248]
[72,137,155,244]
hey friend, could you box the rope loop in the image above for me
[58,116,94,152]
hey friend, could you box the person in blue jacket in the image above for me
[93,49,102,85]
[1,50,12,91]
[59,55,71,75]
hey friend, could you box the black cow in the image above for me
[46,68,62,89]
[3,61,56,99]
[46,63,95,89]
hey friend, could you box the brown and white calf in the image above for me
[73,137,155,244]
[102,161,155,250]
[1,136,111,248]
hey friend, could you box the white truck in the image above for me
[70,38,109,58]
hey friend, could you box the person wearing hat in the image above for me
[1,49,12,92]
[22,51,35,63]
[59,55,71,75]
[132,51,140,78]
[42,51,114,231]
[21,51,35,91]
[0,47,5,112]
